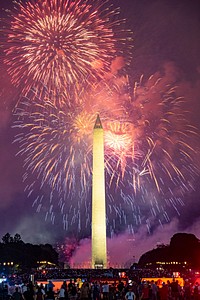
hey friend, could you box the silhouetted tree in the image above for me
[138,233,200,269]
[2,233,13,244]
[13,234,23,244]
[170,233,200,267]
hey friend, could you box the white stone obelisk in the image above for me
[92,114,107,269]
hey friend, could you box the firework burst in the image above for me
[13,73,199,235]
[2,0,132,107]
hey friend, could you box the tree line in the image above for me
[138,233,200,269]
[0,233,59,271]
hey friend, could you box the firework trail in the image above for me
[13,73,199,236]
[2,0,132,107]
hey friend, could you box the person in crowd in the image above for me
[150,281,158,300]
[141,282,150,300]
[1,283,8,300]
[91,282,100,300]
[117,281,124,294]
[46,281,55,293]
[58,284,66,300]
[61,281,68,300]
[45,287,55,300]
[193,282,200,300]
[183,280,191,300]
[12,287,23,300]
[68,281,77,300]
[137,281,144,300]
[7,284,16,298]
[21,283,27,294]
[159,282,169,300]
[27,281,35,300]
[23,286,34,300]
[171,279,180,300]
[117,281,124,300]
[80,282,90,300]
[166,280,172,300]
[35,286,45,300]
[68,280,74,298]
[109,283,117,300]
[125,287,136,300]
[102,282,109,300]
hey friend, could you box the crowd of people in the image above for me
[9,269,178,283]
[0,269,200,300]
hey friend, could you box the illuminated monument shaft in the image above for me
[92,115,107,269]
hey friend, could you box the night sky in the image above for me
[0,0,200,267]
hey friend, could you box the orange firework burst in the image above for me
[72,111,96,144]
[104,121,135,177]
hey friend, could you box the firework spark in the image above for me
[2,0,132,107]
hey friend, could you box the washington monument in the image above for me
[92,115,107,269]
